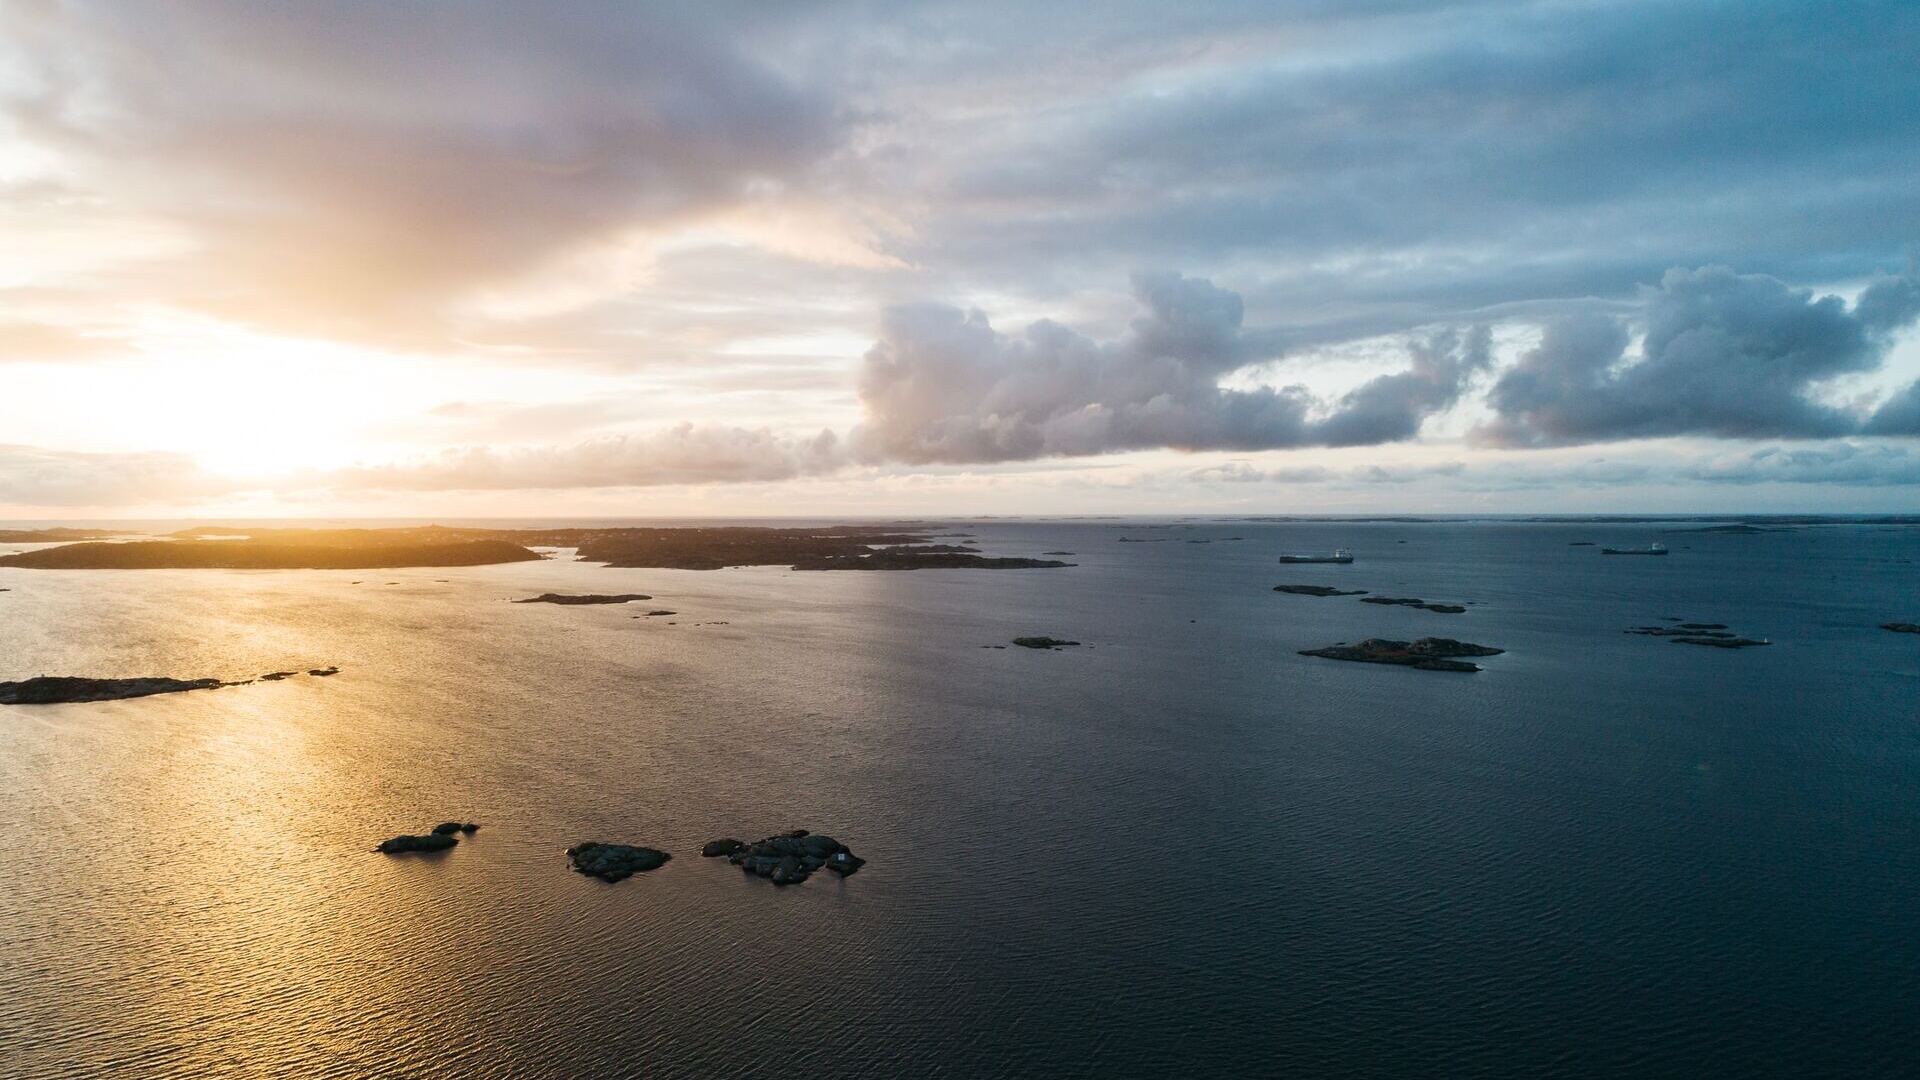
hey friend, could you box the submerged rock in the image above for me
[0,675,227,705]
[513,593,652,605]
[259,671,298,681]
[701,838,745,858]
[719,830,862,884]
[1299,637,1503,672]
[567,842,671,882]
[375,832,458,854]
[1671,636,1771,648]
[1273,584,1367,597]
[1011,636,1080,649]
[1883,622,1920,634]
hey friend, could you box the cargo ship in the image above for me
[1278,548,1354,564]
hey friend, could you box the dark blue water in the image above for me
[1,520,1916,1077]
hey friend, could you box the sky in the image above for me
[1,0,1918,518]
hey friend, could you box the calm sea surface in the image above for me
[1,520,1916,1078]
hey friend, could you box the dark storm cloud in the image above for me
[851,273,1485,463]
[1477,267,1920,446]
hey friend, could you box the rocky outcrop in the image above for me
[567,842,671,882]
[1273,584,1367,597]
[1012,636,1079,649]
[1299,637,1503,672]
[708,830,863,884]
[1360,596,1467,614]
[1,676,227,704]
[375,832,459,854]
[432,822,479,836]
[513,593,652,605]
[308,667,340,676]
[1627,623,1769,647]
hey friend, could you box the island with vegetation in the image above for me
[0,523,1072,573]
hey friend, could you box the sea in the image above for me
[1,518,1916,1078]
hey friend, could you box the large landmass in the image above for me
[0,525,1072,572]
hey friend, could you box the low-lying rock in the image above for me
[567,842,671,882]
[1627,622,1768,647]
[431,822,479,836]
[1012,636,1079,649]
[259,671,298,681]
[1671,636,1770,648]
[375,832,458,854]
[701,838,745,858]
[514,593,652,605]
[1,675,227,705]
[1042,551,1075,556]
[1361,596,1466,614]
[1300,637,1503,672]
[308,666,340,676]
[1883,622,1920,634]
[715,829,864,884]
[1274,584,1367,597]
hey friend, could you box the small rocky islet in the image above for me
[566,842,672,882]
[514,593,653,605]
[1300,637,1504,672]
[1274,584,1366,597]
[1361,596,1467,614]
[704,830,865,884]
[1012,636,1080,649]
[375,821,478,854]
[1626,622,1771,648]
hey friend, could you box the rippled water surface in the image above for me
[2,520,1917,1078]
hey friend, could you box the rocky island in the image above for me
[567,842,672,882]
[704,830,864,884]
[0,529,542,570]
[1361,596,1467,614]
[375,822,476,854]
[1012,636,1080,649]
[513,593,652,605]
[1299,637,1504,672]
[2,667,341,705]
[4,523,1070,574]
[1,675,227,704]
[1274,584,1367,596]
[1626,623,1771,648]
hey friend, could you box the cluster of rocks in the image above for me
[566,842,672,882]
[1626,622,1771,648]
[513,593,652,605]
[703,830,865,885]
[1361,596,1467,614]
[1300,637,1504,672]
[375,821,478,854]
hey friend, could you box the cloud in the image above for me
[326,424,842,492]
[1478,267,1920,445]
[2,1,841,344]
[0,444,231,506]
[0,321,123,362]
[851,272,1484,463]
